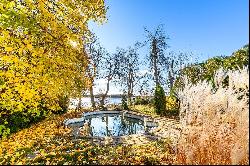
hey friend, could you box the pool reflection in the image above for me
[77,114,145,137]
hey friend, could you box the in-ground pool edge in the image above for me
[63,110,181,146]
[64,109,158,128]
[64,110,159,140]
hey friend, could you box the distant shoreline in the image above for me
[82,95,153,98]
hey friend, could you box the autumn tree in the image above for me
[84,34,105,109]
[137,71,154,96]
[71,50,91,111]
[0,0,107,137]
[118,43,142,106]
[144,24,169,86]
[165,51,193,92]
[98,48,124,108]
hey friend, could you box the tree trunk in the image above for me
[89,84,96,109]
[100,78,111,108]
[152,39,159,85]
[153,58,159,85]
[127,70,132,106]
[77,95,82,111]
[127,90,131,106]
[169,59,175,90]
[127,84,133,106]
[105,115,109,136]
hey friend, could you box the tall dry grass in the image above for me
[176,67,249,165]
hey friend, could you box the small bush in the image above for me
[121,95,129,110]
[0,98,69,138]
[134,96,151,105]
[56,95,70,114]
[165,95,179,116]
[153,84,166,115]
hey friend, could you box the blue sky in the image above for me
[89,0,249,60]
[88,0,249,94]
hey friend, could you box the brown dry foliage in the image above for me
[176,67,249,165]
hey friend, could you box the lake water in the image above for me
[68,97,122,109]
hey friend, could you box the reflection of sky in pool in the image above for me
[80,114,145,137]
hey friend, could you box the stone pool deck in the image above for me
[67,110,182,147]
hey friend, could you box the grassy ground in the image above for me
[0,108,175,165]
[130,104,179,120]
[129,104,158,117]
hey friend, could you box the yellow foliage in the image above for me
[166,96,179,112]
[4,47,13,52]
[0,0,107,137]
[26,44,32,50]
[0,111,174,165]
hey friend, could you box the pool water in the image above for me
[68,113,150,137]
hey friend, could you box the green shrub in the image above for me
[56,95,70,114]
[0,97,69,138]
[153,84,166,115]
[134,96,151,105]
[121,95,129,110]
[172,44,249,91]
[0,124,10,139]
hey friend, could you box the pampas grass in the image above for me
[176,67,249,165]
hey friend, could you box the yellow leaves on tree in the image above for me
[4,47,13,52]
[0,0,107,136]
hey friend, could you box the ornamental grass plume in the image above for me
[176,67,249,165]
